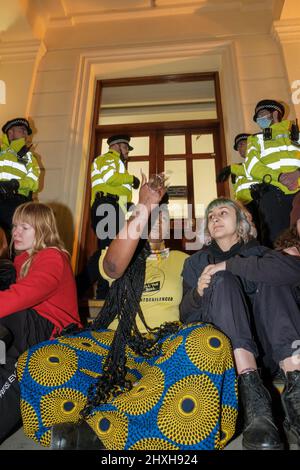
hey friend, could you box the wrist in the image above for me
[131,202,151,220]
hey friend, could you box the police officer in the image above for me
[244,99,300,247]
[77,135,140,299]
[0,118,40,232]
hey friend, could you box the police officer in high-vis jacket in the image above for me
[77,135,140,299]
[0,118,40,232]
[90,134,140,241]
[244,99,300,247]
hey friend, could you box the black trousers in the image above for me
[245,200,261,243]
[76,196,125,299]
[256,186,296,248]
[0,309,53,443]
[199,272,300,367]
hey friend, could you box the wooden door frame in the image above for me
[77,72,228,273]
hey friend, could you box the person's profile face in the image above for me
[118,143,130,160]
[148,210,170,243]
[237,140,247,158]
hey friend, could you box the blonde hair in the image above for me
[12,202,68,277]
[204,197,257,244]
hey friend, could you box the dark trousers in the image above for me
[0,309,53,443]
[199,272,300,368]
[76,196,125,299]
[245,200,261,243]
[256,186,296,248]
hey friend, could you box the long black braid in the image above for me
[80,238,180,419]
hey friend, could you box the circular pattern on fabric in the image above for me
[87,411,128,450]
[129,438,179,450]
[91,330,114,346]
[185,326,233,374]
[40,388,86,427]
[58,336,108,356]
[113,366,165,415]
[155,336,182,364]
[125,371,140,384]
[28,344,78,386]
[17,350,28,382]
[157,374,219,445]
[40,430,51,447]
[219,405,238,449]
[21,400,39,441]
[126,358,150,375]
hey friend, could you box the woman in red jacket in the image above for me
[0,201,81,443]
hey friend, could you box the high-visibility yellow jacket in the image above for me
[0,134,40,197]
[91,149,134,208]
[231,163,258,205]
[244,120,300,195]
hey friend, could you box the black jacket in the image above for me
[180,240,300,324]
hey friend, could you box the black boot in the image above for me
[51,420,105,450]
[239,370,283,450]
[281,370,300,449]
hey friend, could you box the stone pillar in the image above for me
[272,18,300,120]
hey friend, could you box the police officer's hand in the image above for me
[132,176,140,189]
[216,166,231,183]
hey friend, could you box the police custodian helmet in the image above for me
[233,133,251,150]
[2,118,33,135]
[107,135,133,151]
[253,100,285,122]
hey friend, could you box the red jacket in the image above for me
[0,248,81,336]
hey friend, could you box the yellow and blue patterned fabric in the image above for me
[18,322,238,450]
[91,149,133,206]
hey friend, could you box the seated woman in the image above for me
[18,177,237,450]
[180,197,300,450]
[0,202,81,443]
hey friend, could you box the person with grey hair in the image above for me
[180,197,300,451]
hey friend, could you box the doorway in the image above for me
[77,72,228,273]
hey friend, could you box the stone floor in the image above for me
[0,427,243,450]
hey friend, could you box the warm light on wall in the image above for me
[0,80,6,104]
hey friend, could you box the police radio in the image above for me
[263,127,272,141]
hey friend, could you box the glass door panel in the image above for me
[164,135,186,155]
[127,160,149,205]
[192,133,214,154]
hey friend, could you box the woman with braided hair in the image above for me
[18,177,237,450]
